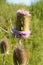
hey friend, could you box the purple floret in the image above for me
[17,9,31,16]
[12,28,31,38]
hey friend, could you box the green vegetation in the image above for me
[0,0,43,65]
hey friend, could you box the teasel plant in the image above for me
[13,9,31,65]
[0,37,10,65]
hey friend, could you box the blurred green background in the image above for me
[0,0,43,65]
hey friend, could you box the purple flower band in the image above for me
[17,9,31,16]
[12,28,31,38]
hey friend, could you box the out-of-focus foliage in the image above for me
[0,0,6,4]
[0,0,43,65]
[29,0,43,20]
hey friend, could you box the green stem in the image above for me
[18,38,22,45]
[2,54,5,65]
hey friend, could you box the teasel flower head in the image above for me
[13,46,27,65]
[12,9,31,38]
[0,37,10,54]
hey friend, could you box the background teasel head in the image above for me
[16,9,31,32]
[13,46,27,65]
[0,37,10,54]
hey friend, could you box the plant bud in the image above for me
[13,46,27,65]
[0,37,10,54]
